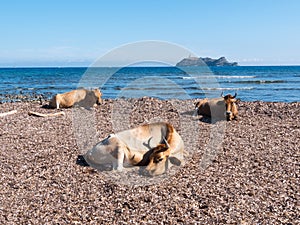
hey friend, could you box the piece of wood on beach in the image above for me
[28,111,66,117]
[0,110,18,117]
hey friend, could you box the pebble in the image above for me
[0,98,299,224]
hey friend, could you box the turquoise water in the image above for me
[0,66,299,102]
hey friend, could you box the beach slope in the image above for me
[0,99,299,224]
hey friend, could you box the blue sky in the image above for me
[1,0,300,66]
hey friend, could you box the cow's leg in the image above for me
[56,100,60,109]
[114,148,124,172]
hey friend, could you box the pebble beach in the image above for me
[0,98,299,224]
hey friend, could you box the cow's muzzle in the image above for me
[226,111,233,121]
[96,99,102,105]
[139,167,152,177]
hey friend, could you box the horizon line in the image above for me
[1,64,300,68]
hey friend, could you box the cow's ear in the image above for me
[169,156,181,166]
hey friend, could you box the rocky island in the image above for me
[176,56,238,67]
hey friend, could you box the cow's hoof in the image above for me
[112,167,124,173]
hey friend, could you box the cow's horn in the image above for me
[163,137,170,148]
[232,92,237,98]
[221,91,224,98]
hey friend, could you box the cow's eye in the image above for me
[154,157,163,163]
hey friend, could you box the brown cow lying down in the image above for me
[83,122,185,176]
[49,88,102,109]
[194,92,238,121]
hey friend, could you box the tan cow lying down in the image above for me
[194,92,238,121]
[49,88,102,109]
[83,122,184,176]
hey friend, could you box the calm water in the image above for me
[0,66,299,102]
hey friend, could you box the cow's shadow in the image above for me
[76,155,90,167]
[180,110,221,124]
[180,110,195,116]
[199,116,213,124]
[41,104,51,109]
[197,116,227,124]
[76,155,114,171]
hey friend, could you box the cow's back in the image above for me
[49,89,88,108]
[60,90,87,108]
[208,98,226,119]
[197,97,226,119]
[116,122,184,160]
[116,122,169,152]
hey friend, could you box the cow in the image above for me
[49,88,102,109]
[83,122,184,176]
[194,92,238,121]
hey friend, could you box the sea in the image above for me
[0,66,299,103]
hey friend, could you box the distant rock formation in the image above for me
[176,56,238,67]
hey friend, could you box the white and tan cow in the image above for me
[194,92,238,121]
[83,122,184,176]
[49,88,102,109]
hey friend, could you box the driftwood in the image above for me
[0,110,18,117]
[28,111,65,117]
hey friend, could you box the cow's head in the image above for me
[221,92,238,121]
[193,99,208,117]
[93,88,103,105]
[194,101,201,110]
[143,138,181,176]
